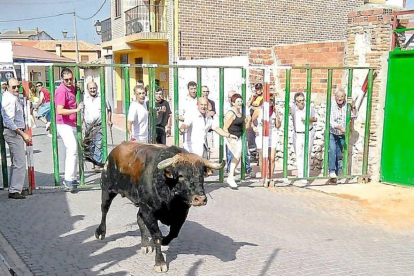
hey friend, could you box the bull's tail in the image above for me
[82,119,105,167]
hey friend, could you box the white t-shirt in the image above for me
[84,95,101,124]
[183,112,213,156]
[179,95,198,121]
[290,103,315,133]
[128,101,148,142]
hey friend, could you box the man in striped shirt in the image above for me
[329,89,358,179]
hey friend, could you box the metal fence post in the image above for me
[303,69,312,178]
[74,66,84,186]
[100,67,108,161]
[149,66,157,143]
[219,68,225,183]
[197,67,202,98]
[0,92,8,188]
[342,69,353,176]
[173,67,179,147]
[283,69,291,179]
[323,69,333,177]
[124,66,131,141]
[241,68,247,181]
[362,69,374,175]
[48,66,60,186]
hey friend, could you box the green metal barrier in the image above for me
[48,66,60,186]
[280,66,374,182]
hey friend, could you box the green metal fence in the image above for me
[0,63,375,189]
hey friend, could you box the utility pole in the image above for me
[73,10,80,64]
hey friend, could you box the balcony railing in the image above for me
[125,4,167,36]
[101,18,112,42]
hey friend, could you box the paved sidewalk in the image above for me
[0,118,414,275]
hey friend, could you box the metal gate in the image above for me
[381,48,414,186]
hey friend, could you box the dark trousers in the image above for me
[329,133,345,175]
[156,126,166,145]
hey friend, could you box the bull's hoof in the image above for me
[95,227,106,240]
[153,263,168,273]
[141,245,153,255]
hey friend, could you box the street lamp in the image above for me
[62,29,73,39]
[94,20,102,35]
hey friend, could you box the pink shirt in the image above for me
[55,83,77,127]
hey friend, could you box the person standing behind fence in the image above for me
[33,82,52,137]
[55,68,84,190]
[290,92,317,186]
[329,89,357,181]
[179,97,212,157]
[1,78,32,199]
[179,81,198,122]
[224,90,253,177]
[222,93,247,189]
[202,85,216,117]
[83,81,113,173]
[153,86,171,144]
[128,85,148,143]
[251,95,281,181]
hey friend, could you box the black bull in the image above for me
[93,142,224,273]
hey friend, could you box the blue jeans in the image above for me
[226,143,252,174]
[329,133,345,175]
[86,123,103,164]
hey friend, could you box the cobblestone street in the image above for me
[1,123,414,276]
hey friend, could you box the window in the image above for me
[120,54,128,64]
[115,0,121,17]
[135,58,143,82]
[81,55,89,63]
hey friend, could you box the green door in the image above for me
[381,48,414,186]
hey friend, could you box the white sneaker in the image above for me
[47,133,52,138]
[226,178,238,189]
[45,122,51,131]
[329,172,337,178]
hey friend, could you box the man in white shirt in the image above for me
[83,81,113,172]
[127,85,149,143]
[290,92,317,186]
[179,97,213,158]
[1,78,32,199]
[329,89,358,179]
[179,81,198,122]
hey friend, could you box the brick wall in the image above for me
[346,7,395,179]
[178,0,364,60]
[248,41,345,94]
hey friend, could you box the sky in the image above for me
[0,0,413,45]
[0,0,110,44]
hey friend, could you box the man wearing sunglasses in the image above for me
[1,78,32,199]
[55,68,84,190]
[290,92,317,186]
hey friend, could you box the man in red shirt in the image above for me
[55,68,83,190]
[34,82,52,136]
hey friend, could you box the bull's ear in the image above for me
[164,168,174,179]
[204,167,213,177]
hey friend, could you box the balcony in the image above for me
[101,18,112,43]
[125,4,167,36]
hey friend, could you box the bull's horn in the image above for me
[203,159,225,170]
[157,157,176,170]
